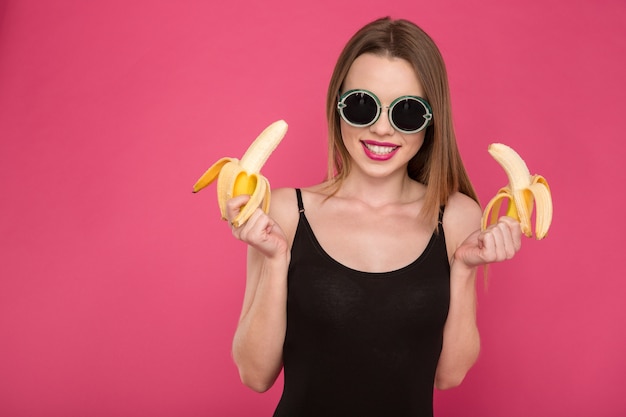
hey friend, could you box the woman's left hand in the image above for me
[453,216,523,269]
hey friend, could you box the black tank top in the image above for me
[273,189,450,417]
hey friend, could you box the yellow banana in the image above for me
[193,120,288,227]
[481,143,553,239]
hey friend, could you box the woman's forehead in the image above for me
[343,53,424,99]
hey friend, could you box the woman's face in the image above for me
[339,53,427,180]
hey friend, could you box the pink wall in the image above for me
[1,0,624,416]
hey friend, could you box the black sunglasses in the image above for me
[337,89,433,134]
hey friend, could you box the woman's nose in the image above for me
[369,108,395,136]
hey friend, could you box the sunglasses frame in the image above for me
[337,89,433,134]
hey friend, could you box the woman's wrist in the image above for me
[261,250,291,281]
[450,254,477,283]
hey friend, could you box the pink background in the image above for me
[1,0,625,416]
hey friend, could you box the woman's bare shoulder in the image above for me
[443,192,482,249]
[446,191,481,215]
[300,182,333,197]
[267,187,301,244]
[270,183,332,214]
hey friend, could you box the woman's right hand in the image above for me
[225,195,289,260]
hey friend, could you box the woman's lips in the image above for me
[361,140,399,161]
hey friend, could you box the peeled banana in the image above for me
[193,120,288,227]
[481,143,553,239]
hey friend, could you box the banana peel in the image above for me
[193,120,288,227]
[481,143,553,239]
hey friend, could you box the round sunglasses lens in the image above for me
[342,92,378,125]
[391,98,428,132]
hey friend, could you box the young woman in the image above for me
[224,17,522,417]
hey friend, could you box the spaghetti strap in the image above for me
[438,205,445,232]
[295,188,305,213]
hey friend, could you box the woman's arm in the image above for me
[226,189,298,392]
[435,256,480,389]
[232,243,289,392]
[435,193,522,389]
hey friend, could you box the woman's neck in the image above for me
[336,170,424,207]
